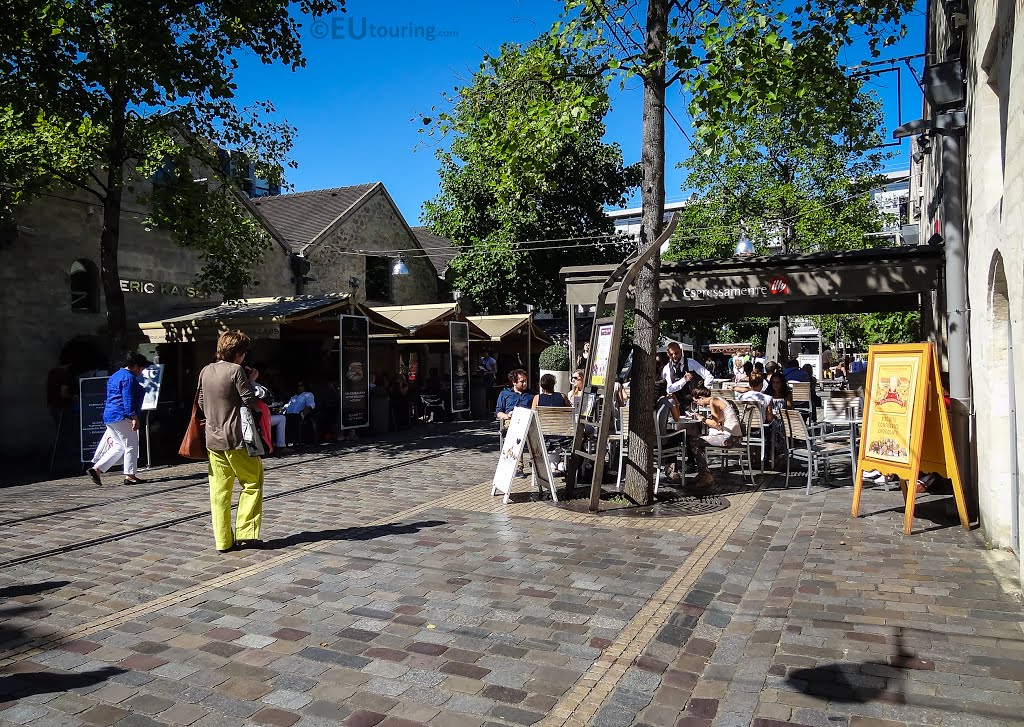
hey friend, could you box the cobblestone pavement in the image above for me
[1,423,1021,727]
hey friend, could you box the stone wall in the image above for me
[0,184,294,460]
[304,189,438,305]
[962,0,1024,550]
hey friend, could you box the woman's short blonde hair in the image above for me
[216,330,251,362]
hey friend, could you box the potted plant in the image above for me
[538,344,571,396]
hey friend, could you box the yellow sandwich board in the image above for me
[851,343,969,534]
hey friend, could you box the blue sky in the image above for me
[232,0,927,224]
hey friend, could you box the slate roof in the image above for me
[410,226,459,277]
[251,184,379,253]
[141,295,355,326]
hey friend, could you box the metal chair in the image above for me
[612,407,631,491]
[654,400,685,494]
[782,408,855,493]
[790,381,813,421]
[535,406,576,474]
[702,403,761,486]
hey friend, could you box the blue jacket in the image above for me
[782,366,809,382]
[496,387,533,417]
[103,368,144,424]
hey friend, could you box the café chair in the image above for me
[534,406,576,475]
[612,407,631,491]
[781,408,854,494]
[702,403,761,487]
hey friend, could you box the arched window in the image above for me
[70,259,100,313]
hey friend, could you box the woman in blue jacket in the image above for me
[86,352,148,486]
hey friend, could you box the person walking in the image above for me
[198,330,264,553]
[86,353,148,486]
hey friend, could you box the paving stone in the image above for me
[262,690,315,710]
[155,703,209,725]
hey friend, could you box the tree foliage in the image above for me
[536,0,915,502]
[666,57,891,259]
[0,0,344,360]
[421,41,638,314]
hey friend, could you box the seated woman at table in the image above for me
[567,369,585,410]
[532,373,570,408]
[686,385,743,489]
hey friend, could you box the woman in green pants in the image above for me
[198,330,263,552]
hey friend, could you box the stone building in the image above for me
[911,0,1023,569]
[0,180,440,464]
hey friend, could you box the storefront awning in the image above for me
[368,303,489,341]
[466,314,552,346]
[138,294,406,343]
[560,245,943,319]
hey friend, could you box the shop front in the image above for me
[136,294,406,456]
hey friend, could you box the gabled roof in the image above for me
[410,226,459,278]
[251,183,378,253]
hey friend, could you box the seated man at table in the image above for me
[782,359,809,382]
[270,380,316,453]
[495,369,532,423]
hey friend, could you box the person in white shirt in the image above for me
[270,380,316,452]
[662,342,713,410]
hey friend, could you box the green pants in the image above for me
[208,448,263,550]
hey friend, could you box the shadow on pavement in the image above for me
[0,581,71,599]
[782,627,1021,720]
[0,666,126,702]
[0,581,71,649]
[786,629,928,704]
[259,519,446,550]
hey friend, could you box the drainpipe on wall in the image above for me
[941,130,973,501]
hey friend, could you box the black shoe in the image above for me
[85,467,102,486]
[237,539,263,550]
[217,542,237,553]
[123,475,145,485]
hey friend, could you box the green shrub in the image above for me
[538,344,570,371]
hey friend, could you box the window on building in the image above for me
[365,256,392,301]
[70,259,100,313]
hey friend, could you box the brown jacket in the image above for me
[198,361,257,451]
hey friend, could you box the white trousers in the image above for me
[91,418,139,475]
[270,414,288,447]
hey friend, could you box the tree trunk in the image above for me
[622,0,668,506]
[100,101,128,369]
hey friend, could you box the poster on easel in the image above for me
[139,364,165,411]
[491,407,557,504]
[589,323,614,388]
[851,343,969,534]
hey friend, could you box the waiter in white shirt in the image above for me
[662,342,714,405]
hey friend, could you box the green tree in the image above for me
[543,0,914,504]
[422,41,638,314]
[0,0,344,362]
[667,85,891,259]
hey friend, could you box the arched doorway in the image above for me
[988,253,1019,560]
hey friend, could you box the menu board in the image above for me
[79,376,109,463]
[340,315,370,428]
[449,321,470,413]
